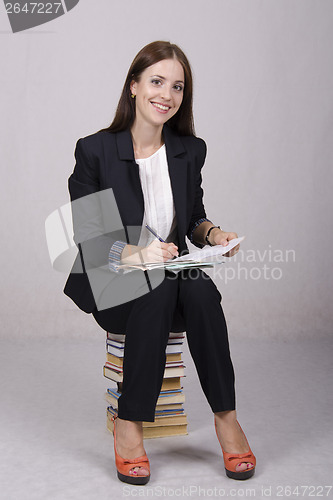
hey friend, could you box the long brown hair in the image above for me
[98,41,195,136]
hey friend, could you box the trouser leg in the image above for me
[178,269,236,412]
[117,272,179,422]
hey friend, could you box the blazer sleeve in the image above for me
[186,138,212,249]
[68,138,128,273]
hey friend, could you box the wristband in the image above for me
[205,225,221,246]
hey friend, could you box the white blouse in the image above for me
[136,144,178,247]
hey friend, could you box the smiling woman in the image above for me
[64,40,255,485]
[99,41,194,136]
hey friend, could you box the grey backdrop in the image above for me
[1,0,332,340]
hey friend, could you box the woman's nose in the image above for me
[160,85,171,100]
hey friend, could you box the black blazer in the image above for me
[63,123,209,314]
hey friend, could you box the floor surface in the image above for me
[1,335,332,500]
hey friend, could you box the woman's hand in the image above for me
[209,229,240,257]
[141,240,179,263]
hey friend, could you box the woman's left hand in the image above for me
[210,229,240,257]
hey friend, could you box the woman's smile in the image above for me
[151,101,171,113]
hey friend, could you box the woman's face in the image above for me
[130,58,185,128]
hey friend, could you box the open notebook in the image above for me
[117,236,245,272]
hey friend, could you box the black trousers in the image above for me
[93,268,235,422]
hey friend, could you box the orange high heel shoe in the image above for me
[112,414,150,485]
[214,417,256,480]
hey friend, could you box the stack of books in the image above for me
[104,331,188,438]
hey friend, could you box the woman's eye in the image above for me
[151,79,161,85]
[174,85,183,91]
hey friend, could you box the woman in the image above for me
[64,41,256,485]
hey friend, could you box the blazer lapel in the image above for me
[162,124,188,247]
[105,129,144,235]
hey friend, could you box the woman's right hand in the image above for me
[141,240,179,263]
